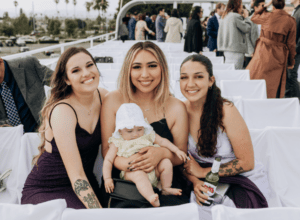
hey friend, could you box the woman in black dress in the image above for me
[101,41,189,208]
[21,47,108,209]
[184,6,203,54]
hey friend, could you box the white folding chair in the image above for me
[0,125,24,204]
[243,98,300,129]
[212,205,300,220]
[220,80,267,99]
[214,70,250,81]
[16,133,40,203]
[62,203,199,220]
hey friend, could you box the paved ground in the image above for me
[0,41,103,59]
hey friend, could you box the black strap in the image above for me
[48,102,78,130]
[97,89,102,105]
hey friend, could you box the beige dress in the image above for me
[108,131,160,187]
[135,20,147,40]
[164,17,183,43]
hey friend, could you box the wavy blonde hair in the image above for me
[117,41,170,111]
[33,47,98,165]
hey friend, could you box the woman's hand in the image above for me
[193,179,210,206]
[183,154,208,178]
[128,147,165,173]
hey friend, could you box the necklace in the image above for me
[75,95,95,116]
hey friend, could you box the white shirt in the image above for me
[215,13,221,23]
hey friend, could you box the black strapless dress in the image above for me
[101,118,190,208]
[21,91,103,209]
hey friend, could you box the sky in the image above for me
[0,0,120,19]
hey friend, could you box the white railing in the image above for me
[2,32,117,60]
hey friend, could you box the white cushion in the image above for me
[0,199,66,220]
[212,205,300,220]
[0,125,24,204]
[220,80,267,99]
[62,203,199,220]
[243,98,300,129]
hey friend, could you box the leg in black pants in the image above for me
[120,35,128,43]
[286,54,300,100]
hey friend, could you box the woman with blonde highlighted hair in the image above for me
[101,41,189,208]
[21,47,108,209]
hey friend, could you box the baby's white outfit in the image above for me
[109,103,160,187]
[108,131,159,187]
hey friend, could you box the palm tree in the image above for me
[14,1,18,17]
[73,0,77,18]
[65,0,69,17]
[92,0,102,17]
[85,2,93,19]
[54,0,60,17]
[100,0,109,18]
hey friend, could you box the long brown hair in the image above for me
[118,41,170,112]
[33,47,98,165]
[180,55,232,158]
[222,0,242,19]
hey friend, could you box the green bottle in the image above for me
[201,157,221,206]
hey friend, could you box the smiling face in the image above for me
[65,52,99,94]
[130,50,162,95]
[180,61,215,103]
[119,126,145,140]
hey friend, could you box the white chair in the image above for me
[62,203,199,220]
[111,63,123,70]
[16,133,40,203]
[0,125,24,204]
[220,80,267,99]
[214,70,250,81]
[212,205,300,220]
[243,98,300,129]
[173,80,186,102]
[96,63,111,70]
[213,63,235,70]
[0,199,66,220]
[202,51,217,57]
[250,127,300,207]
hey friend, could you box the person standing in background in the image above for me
[164,9,183,43]
[145,12,152,40]
[148,15,157,40]
[247,0,296,98]
[285,0,300,100]
[207,3,225,56]
[119,17,129,43]
[128,12,138,40]
[217,0,251,69]
[156,8,166,42]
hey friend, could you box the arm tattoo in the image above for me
[219,159,244,177]
[74,179,90,196]
[83,193,101,208]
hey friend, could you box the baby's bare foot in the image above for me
[161,188,182,196]
[149,194,160,207]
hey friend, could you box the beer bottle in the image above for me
[201,157,221,206]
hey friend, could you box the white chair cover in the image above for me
[202,52,217,57]
[212,205,300,220]
[243,98,300,129]
[99,82,117,92]
[220,80,267,99]
[0,199,66,220]
[16,133,40,203]
[214,70,250,81]
[100,70,120,83]
[96,63,112,70]
[250,127,300,207]
[223,96,244,117]
[0,125,24,204]
[62,204,199,220]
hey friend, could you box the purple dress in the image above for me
[21,92,102,209]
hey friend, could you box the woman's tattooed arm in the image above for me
[218,159,245,177]
[74,179,102,208]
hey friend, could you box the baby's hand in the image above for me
[175,150,188,162]
[104,178,114,193]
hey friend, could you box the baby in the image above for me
[103,103,187,207]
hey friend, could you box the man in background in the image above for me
[0,57,52,132]
[207,3,225,56]
[128,11,138,40]
[156,8,166,42]
[145,12,152,40]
